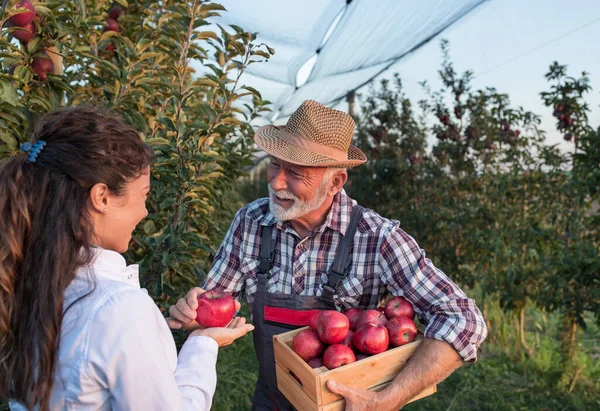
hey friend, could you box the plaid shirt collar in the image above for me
[261,189,355,237]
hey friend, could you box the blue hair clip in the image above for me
[20,140,46,163]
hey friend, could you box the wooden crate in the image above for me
[273,326,436,411]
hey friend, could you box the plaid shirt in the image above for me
[204,190,487,362]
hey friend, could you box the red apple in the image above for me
[340,329,354,351]
[31,53,54,81]
[384,296,415,320]
[343,308,362,331]
[355,309,388,329]
[353,323,389,355]
[195,290,235,328]
[309,311,321,332]
[11,21,36,42]
[307,357,324,369]
[317,310,349,344]
[323,344,356,369]
[292,329,324,362]
[108,6,125,20]
[104,18,120,32]
[8,0,36,27]
[386,316,417,347]
[376,306,385,313]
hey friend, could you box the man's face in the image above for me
[267,157,332,221]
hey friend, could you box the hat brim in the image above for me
[254,125,367,168]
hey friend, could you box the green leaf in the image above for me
[114,0,129,8]
[147,137,171,146]
[228,25,244,36]
[0,130,17,150]
[241,85,261,99]
[195,31,218,40]
[0,79,19,107]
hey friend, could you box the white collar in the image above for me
[89,247,140,288]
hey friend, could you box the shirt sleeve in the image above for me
[378,225,488,362]
[203,206,247,299]
[84,289,218,410]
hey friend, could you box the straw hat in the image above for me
[254,100,367,168]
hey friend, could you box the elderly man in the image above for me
[168,100,487,410]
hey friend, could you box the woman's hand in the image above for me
[190,316,254,347]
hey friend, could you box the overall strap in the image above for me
[258,225,275,277]
[321,205,365,304]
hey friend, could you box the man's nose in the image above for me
[270,169,288,191]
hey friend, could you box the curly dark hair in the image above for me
[0,106,154,410]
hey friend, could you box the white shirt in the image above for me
[10,248,218,411]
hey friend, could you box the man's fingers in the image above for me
[185,287,205,310]
[168,304,188,323]
[234,300,241,311]
[176,298,198,322]
[166,317,182,329]
[327,380,349,395]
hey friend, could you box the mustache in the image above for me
[268,186,298,201]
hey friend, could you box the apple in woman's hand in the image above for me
[195,291,236,328]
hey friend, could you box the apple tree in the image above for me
[0,0,273,309]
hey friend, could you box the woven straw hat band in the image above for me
[278,128,349,161]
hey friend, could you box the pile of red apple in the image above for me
[292,296,418,370]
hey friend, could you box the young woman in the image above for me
[0,106,254,410]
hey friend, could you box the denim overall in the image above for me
[251,206,364,410]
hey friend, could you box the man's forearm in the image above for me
[378,338,463,410]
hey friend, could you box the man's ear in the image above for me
[89,183,110,214]
[328,170,348,196]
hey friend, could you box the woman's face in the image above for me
[93,167,150,253]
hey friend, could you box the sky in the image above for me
[331,0,600,152]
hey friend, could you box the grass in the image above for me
[213,300,600,410]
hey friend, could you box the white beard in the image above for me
[268,179,330,222]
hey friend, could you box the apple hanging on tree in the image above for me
[10,21,36,42]
[8,0,36,27]
[31,52,54,81]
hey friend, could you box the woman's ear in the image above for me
[89,183,110,214]
[328,170,348,196]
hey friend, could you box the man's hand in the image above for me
[191,316,254,347]
[326,380,380,411]
[328,338,463,410]
[166,287,241,331]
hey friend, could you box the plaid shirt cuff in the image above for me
[422,298,488,363]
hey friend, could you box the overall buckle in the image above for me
[327,268,346,288]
